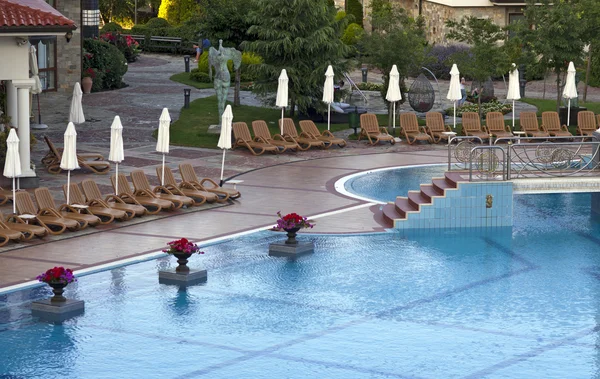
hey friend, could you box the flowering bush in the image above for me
[83,67,97,79]
[445,100,512,118]
[276,212,314,230]
[99,32,141,63]
[163,238,204,256]
[37,267,76,284]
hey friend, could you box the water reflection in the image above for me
[166,288,197,318]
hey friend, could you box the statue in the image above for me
[208,39,242,123]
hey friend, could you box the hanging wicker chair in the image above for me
[471,77,495,103]
[408,73,435,113]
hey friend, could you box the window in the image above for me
[29,37,57,91]
[508,13,525,38]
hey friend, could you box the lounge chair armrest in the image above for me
[59,204,93,215]
[134,189,157,198]
[420,126,428,133]
[299,131,314,139]
[254,136,270,144]
[88,198,109,207]
[179,180,199,190]
[153,185,175,195]
[200,178,219,188]
[283,135,298,143]
[561,124,569,131]
[445,125,453,132]
[322,130,335,137]
[104,194,126,204]
[272,134,286,141]
[378,127,389,135]
[39,207,62,218]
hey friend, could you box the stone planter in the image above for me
[81,77,93,94]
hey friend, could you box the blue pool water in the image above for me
[1,170,600,378]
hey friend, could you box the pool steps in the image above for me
[382,171,464,226]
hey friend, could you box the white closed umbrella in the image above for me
[323,65,335,131]
[386,65,402,135]
[506,63,521,129]
[29,45,42,95]
[276,69,289,135]
[109,116,124,196]
[69,83,85,124]
[218,105,233,186]
[3,129,21,214]
[563,61,578,127]
[156,108,171,186]
[60,122,80,205]
[447,64,462,130]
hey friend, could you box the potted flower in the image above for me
[81,67,96,94]
[36,267,76,303]
[163,238,204,273]
[276,211,314,245]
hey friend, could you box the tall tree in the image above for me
[345,0,363,27]
[446,16,510,118]
[197,0,254,48]
[99,0,134,24]
[243,0,351,116]
[360,0,426,123]
[158,0,200,25]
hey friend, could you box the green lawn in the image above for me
[170,95,392,148]
[169,72,213,90]
[520,98,600,115]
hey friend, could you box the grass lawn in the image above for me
[170,95,392,148]
[169,72,213,90]
[520,98,600,115]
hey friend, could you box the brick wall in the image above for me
[54,0,81,93]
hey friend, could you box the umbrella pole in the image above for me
[161,154,165,186]
[453,101,457,130]
[567,99,571,126]
[12,177,15,215]
[115,163,119,196]
[512,100,515,129]
[219,149,226,187]
[66,170,71,205]
[280,108,284,135]
[327,104,331,131]
[392,102,396,136]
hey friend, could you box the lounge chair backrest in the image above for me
[34,187,58,211]
[179,163,200,184]
[251,120,273,141]
[425,112,445,132]
[15,192,37,215]
[44,136,62,159]
[360,113,379,133]
[232,122,252,143]
[462,112,482,132]
[597,114,600,128]
[130,170,153,192]
[541,112,561,131]
[63,183,86,204]
[578,111,596,131]
[156,166,178,187]
[400,113,420,132]
[111,174,134,195]
[81,179,103,201]
[280,118,299,138]
[298,120,321,136]
[486,112,505,132]
[519,112,539,132]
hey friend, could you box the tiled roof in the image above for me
[0,0,75,29]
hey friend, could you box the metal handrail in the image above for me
[447,136,484,170]
[469,146,507,181]
[494,135,589,145]
[343,72,368,103]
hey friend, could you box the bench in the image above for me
[147,36,182,53]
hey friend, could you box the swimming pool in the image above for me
[1,169,600,378]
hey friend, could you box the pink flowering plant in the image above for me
[163,238,204,256]
[36,267,76,284]
[276,211,314,230]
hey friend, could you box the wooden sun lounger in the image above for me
[252,120,299,153]
[130,170,193,209]
[485,112,513,138]
[519,112,549,138]
[43,136,111,175]
[597,114,600,129]
[359,113,395,145]
[34,187,101,229]
[14,191,80,235]
[233,122,279,156]
[461,112,489,141]
[0,187,13,206]
[178,163,241,200]
[399,113,432,145]
[577,111,597,137]
[111,174,174,214]
[81,179,145,218]
[280,118,326,150]
[425,112,453,143]
[155,166,218,205]
[0,219,24,247]
[63,183,128,224]
[1,211,47,240]
[42,136,104,166]
[541,111,573,137]
[298,120,347,148]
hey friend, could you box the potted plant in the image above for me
[276,211,314,245]
[81,68,96,94]
[163,238,204,273]
[36,266,76,303]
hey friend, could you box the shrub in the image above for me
[99,32,141,63]
[196,51,262,82]
[345,0,363,27]
[83,39,128,91]
[190,69,211,83]
[101,22,123,33]
[356,82,384,91]
[445,100,511,117]
[341,23,363,46]
[145,17,171,29]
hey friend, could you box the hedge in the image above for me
[82,39,128,91]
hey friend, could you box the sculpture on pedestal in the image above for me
[209,40,242,123]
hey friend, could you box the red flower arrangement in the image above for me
[36,267,76,284]
[163,238,204,256]
[83,67,96,79]
[276,211,314,230]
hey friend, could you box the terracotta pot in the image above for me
[81,76,93,94]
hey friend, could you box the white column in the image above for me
[6,81,18,128]
[13,79,36,177]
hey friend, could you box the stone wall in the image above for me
[54,0,81,93]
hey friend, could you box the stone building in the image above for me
[337,0,526,44]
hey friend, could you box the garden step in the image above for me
[395,197,418,218]
[420,184,443,201]
[382,203,403,226]
[408,191,431,210]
